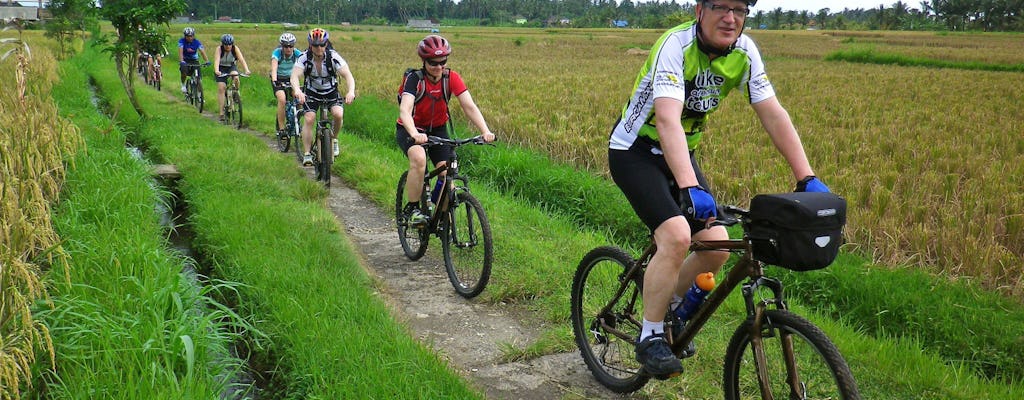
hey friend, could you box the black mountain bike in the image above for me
[184,62,207,113]
[571,204,859,398]
[308,106,333,188]
[275,84,301,154]
[395,135,494,298]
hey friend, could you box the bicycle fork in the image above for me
[743,277,807,400]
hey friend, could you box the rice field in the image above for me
[0,30,81,398]
[207,25,1024,298]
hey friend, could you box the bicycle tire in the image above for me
[222,93,233,126]
[723,309,860,400]
[317,126,332,187]
[441,189,493,298]
[571,246,651,393]
[276,110,291,152]
[195,79,204,113]
[395,171,429,260]
[233,91,243,128]
[154,68,161,91]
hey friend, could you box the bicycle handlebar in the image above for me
[423,135,496,148]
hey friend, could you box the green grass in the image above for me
[826,46,1024,72]
[39,49,247,399]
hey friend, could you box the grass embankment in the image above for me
[41,46,247,397]
[825,46,1024,72]
[45,45,479,398]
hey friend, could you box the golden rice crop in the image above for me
[1,31,80,398]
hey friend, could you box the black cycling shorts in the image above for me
[396,124,454,166]
[608,141,712,234]
[271,76,291,95]
[300,90,342,114]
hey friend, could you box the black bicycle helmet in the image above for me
[183,27,195,37]
[221,34,234,45]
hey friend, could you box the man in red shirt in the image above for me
[397,35,496,226]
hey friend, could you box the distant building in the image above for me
[612,20,628,28]
[1,1,50,23]
[406,19,440,31]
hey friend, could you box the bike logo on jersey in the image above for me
[686,69,724,113]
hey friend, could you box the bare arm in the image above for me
[337,63,355,104]
[270,57,279,80]
[455,91,495,142]
[212,47,221,71]
[653,97,698,187]
[751,96,814,181]
[290,62,305,103]
[235,47,251,74]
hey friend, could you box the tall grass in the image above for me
[38,44,250,398]
[0,31,78,398]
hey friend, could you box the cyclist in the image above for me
[213,34,252,122]
[177,27,210,94]
[289,28,356,166]
[271,32,302,138]
[607,0,831,379]
[397,35,495,226]
[138,27,166,82]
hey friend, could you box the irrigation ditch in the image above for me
[89,79,278,399]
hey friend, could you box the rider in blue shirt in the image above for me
[271,32,302,136]
[177,27,210,93]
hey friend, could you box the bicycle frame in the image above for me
[420,158,468,233]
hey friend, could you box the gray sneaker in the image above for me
[635,334,683,379]
[302,153,313,166]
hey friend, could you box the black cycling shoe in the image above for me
[635,334,683,379]
[669,319,698,359]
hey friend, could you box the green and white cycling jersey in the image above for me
[609,21,775,152]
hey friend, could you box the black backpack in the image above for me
[302,41,339,86]
[396,67,451,105]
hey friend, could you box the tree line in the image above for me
[179,0,1022,31]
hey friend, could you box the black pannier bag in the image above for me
[745,192,847,271]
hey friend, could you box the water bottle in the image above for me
[430,177,444,204]
[674,272,716,323]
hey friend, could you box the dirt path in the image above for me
[244,132,628,399]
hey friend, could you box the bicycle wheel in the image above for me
[154,67,161,91]
[440,189,493,298]
[316,126,333,187]
[395,171,429,260]
[195,79,204,113]
[571,246,651,393]
[232,91,243,128]
[723,309,860,400]
[276,111,291,152]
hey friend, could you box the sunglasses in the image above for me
[282,45,293,48]
[311,43,327,48]
[426,58,448,67]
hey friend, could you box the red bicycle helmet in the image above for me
[308,28,329,45]
[417,35,451,59]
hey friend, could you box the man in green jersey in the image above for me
[607,0,832,378]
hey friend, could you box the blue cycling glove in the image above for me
[682,186,718,220]
[796,176,830,193]
[179,61,187,67]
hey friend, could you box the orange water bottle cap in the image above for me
[696,272,716,291]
